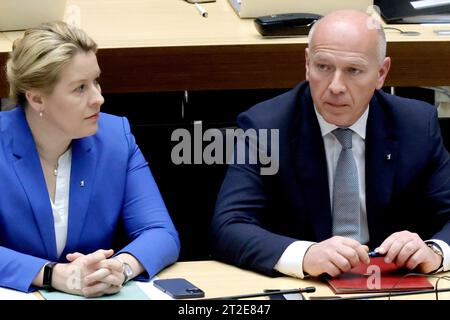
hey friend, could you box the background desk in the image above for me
[1,0,450,262]
[158,260,450,300]
[0,260,447,300]
[1,0,450,97]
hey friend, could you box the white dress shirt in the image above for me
[274,106,450,278]
[49,147,72,258]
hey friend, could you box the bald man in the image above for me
[211,10,450,279]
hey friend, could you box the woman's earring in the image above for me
[39,111,43,117]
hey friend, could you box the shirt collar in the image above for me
[314,105,369,140]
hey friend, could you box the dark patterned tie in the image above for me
[332,128,360,241]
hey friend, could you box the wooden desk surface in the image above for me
[158,260,450,300]
[1,0,450,97]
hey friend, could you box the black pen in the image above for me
[368,250,386,257]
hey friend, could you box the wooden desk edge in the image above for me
[2,39,450,98]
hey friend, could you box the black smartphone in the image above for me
[153,278,205,299]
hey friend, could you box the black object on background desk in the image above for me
[375,0,450,23]
[254,13,322,37]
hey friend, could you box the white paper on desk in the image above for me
[0,278,173,300]
[40,281,149,300]
[39,278,174,300]
[0,287,38,300]
[228,0,374,18]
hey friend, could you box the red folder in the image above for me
[326,257,434,294]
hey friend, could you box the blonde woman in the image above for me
[0,22,180,297]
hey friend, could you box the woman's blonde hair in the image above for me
[5,21,97,106]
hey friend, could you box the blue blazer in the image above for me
[212,82,450,276]
[0,107,180,292]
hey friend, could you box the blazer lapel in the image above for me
[64,137,97,255]
[11,109,57,260]
[293,90,332,241]
[365,93,398,245]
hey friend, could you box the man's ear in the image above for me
[305,48,310,81]
[375,57,391,90]
[25,90,45,113]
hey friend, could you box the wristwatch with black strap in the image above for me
[42,262,58,291]
[114,257,134,285]
[427,242,444,273]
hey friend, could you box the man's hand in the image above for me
[303,236,370,277]
[376,231,443,274]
